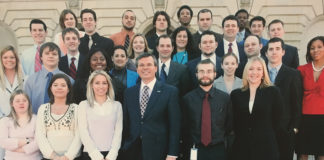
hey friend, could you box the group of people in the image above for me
[0,4,323,160]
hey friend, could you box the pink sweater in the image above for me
[0,115,41,160]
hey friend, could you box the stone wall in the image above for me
[0,0,323,64]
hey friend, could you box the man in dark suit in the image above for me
[122,53,181,160]
[216,15,247,78]
[146,11,171,58]
[155,34,191,96]
[261,19,299,69]
[79,8,114,70]
[187,30,222,88]
[235,9,251,43]
[265,37,302,160]
[58,28,85,80]
[192,9,223,58]
[182,59,232,160]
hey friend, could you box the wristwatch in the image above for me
[26,138,30,144]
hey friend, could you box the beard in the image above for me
[123,25,134,31]
[198,77,214,86]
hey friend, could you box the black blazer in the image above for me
[230,86,284,160]
[122,81,181,159]
[79,33,114,69]
[146,33,159,58]
[58,53,86,79]
[156,61,191,96]
[215,40,247,78]
[186,56,223,88]
[272,64,302,130]
[192,31,223,59]
[261,44,299,69]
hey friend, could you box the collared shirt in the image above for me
[236,29,246,42]
[201,52,217,65]
[20,44,43,76]
[158,58,171,75]
[140,78,156,98]
[24,66,74,113]
[110,28,135,46]
[67,52,80,69]
[224,38,240,62]
[268,63,282,81]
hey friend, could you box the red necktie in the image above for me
[69,57,77,79]
[228,42,233,54]
[34,46,42,72]
[201,93,211,146]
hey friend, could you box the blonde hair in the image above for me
[86,70,115,107]
[0,45,24,90]
[127,33,150,59]
[8,90,33,127]
[242,56,271,91]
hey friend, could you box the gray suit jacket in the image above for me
[213,76,242,94]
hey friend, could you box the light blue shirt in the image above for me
[20,45,38,76]
[24,66,74,113]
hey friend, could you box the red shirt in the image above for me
[298,63,324,114]
[110,29,134,46]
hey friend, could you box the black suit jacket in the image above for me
[215,40,247,78]
[186,56,223,88]
[146,33,159,58]
[156,61,191,96]
[79,32,114,69]
[272,64,302,130]
[261,44,299,69]
[58,53,86,79]
[192,31,223,59]
[122,81,181,159]
[230,86,284,160]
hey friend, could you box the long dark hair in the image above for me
[306,36,324,63]
[171,26,195,60]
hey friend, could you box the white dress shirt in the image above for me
[158,58,171,76]
[67,52,80,70]
[201,52,217,65]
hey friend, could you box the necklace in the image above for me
[312,62,324,72]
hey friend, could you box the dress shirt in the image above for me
[249,100,254,113]
[236,29,246,42]
[201,53,217,65]
[20,44,41,76]
[159,58,171,75]
[67,52,80,70]
[223,39,240,62]
[78,98,122,160]
[140,78,156,98]
[36,103,81,160]
[110,29,135,46]
[24,66,74,113]
[0,74,25,118]
[0,115,41,160]
[267,63,282,80]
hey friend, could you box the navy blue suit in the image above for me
[58,53,86,79]
[261,44,299,69]
[216,40,247,78]
[122,81,181,160]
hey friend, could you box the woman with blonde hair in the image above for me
[0,90,41,160]
[229,56,284,160]
[126,33,150,71]
[78,70,122,160]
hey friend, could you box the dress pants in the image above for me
[120,138,143,160]
[278,129,295,160]
[197,143,226,160]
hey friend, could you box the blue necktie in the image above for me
[269,68,277,83]
[44,72,53,103]
[160,63,167,82]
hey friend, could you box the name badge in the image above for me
[190,144,198,160]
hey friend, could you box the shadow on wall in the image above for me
[0,21,18,52]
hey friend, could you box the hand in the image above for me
[166,156,177,160]
[59,156,69,160]
[18,138,27,147]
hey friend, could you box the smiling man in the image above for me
[58,28,86,79]
[122,53,181,160]
[24,42,74,113]
[110,10,136,48]
[79,8,114,70]
[21,19,47,76]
